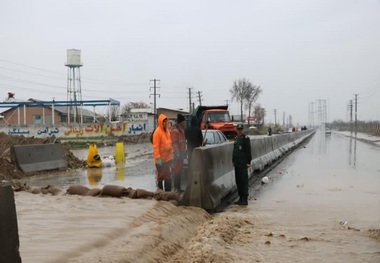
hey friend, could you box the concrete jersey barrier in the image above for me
[0,182,22,263]
[11,144,67,174]
[182,130,315,210]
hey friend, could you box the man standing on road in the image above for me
[170,114,187,192]
[185,116,203,167]
[232,123,252,206]
[153,114,174,191]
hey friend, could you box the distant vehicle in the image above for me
[202,130,228,145]
[325,127,332,135]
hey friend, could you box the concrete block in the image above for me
[0,182,22,263]
[11,144,67,174]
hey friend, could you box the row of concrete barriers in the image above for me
[181,130,315,210]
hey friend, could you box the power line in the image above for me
[0,59,192,108]
[0,59,148,87]
[0,66,65,80]
[0,83,64,96]
[0,75,66,89]
[0,59,65,76]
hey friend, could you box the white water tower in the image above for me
[65,49,83,124]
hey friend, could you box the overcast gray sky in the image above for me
[1,0,379,125]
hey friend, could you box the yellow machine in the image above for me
[86,144,102,168]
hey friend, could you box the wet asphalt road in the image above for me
[21,128,380,262]
[26,129,380,204]
[250,128,380,235]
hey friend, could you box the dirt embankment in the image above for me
[0,132,151,182]
[0,132,84,182]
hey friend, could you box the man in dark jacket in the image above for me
[232,123,252,206]
[185,116,203,166]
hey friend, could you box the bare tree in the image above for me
[244,85,262,125]
[98,105,120,122]
[230,78,253,122]
[253,104,266,127]
[122,101,150,114]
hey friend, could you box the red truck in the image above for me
[191,105,237,140]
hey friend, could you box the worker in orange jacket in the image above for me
[153,114,174,191]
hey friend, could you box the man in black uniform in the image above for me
[185,116,203,166]
[232,123,252,206]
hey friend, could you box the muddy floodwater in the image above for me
[234,130,380,262]
[17,129,380,262]
[23,142,158,191]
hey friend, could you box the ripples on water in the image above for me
[17,132,380,262]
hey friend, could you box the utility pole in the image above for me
[283,112,285,128]
[224,100,229,106]
[354,94,358,135]
[322,100,327,123]
[197,91,203,106]
[311,102,314,127]
[274,109,277,127]
[348,100,353,133]
[149,79,160,128]
[308,102,311,127]
[317,99,322,125]
[187,87,193,113]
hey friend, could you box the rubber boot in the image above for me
[174,175,182,192]
[241,196,248,206]
[164,178,172,192]
[157,180,163,190]
[235,197,243,205]
[235,196,248,206]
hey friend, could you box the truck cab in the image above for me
[193,105,237,140]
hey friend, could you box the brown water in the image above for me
[167,130,380,262]
[23,142,158,191]
[16,130,380,262]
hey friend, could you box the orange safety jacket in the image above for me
[170,123,186,157]
[153,114,174,163]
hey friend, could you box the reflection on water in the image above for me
[348,133,357,168]
[317,126,327,155]
[247,128,380,262]
[86,165,126,186]
[87,168,103,186]
[24,162,157,192]
[86,165,127,186]
[314,127,361,170]
[116,165,126,181]
[16,131,379,262]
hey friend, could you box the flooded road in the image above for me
[24,143,158,191]
[253,129,380,231]
[222,129,380,262]
[17,129,380,262]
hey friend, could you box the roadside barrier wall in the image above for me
[182,130,315,210]
[0,182,22,263]
[11,144,67,174]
